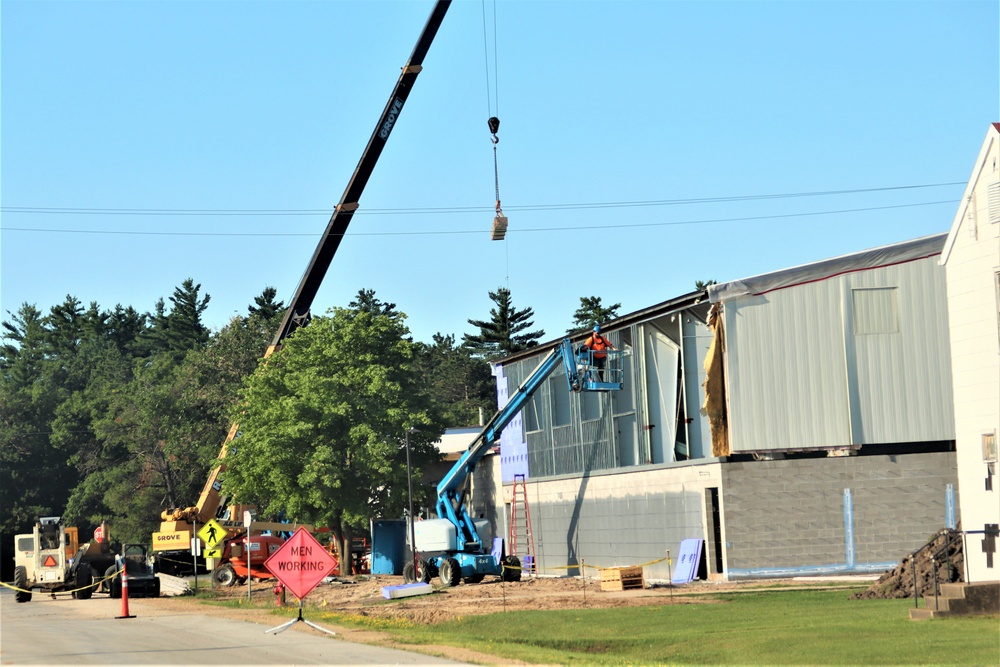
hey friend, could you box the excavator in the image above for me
[152,0,452,575]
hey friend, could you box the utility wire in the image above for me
[2,200,958,237]
[0,182,966,217]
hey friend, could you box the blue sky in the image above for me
[3,0,998,345]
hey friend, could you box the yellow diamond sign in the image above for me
[197,519,227,548]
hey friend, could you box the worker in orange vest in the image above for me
[582,324,614,381]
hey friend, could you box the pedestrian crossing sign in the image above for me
[197,519,226,548]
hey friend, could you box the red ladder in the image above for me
[508,474,536,574]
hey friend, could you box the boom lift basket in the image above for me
[575,348,625,391]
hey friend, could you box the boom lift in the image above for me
[404,339,624,586]
[152,0,452,573]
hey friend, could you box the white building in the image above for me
[940,122,1000,583]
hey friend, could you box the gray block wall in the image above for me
[721,451,958,578]
[520,464,721,581]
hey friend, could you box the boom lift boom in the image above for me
[152,0,452,571]
[405,339,623,586]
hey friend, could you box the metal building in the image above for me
[480,233,958,581]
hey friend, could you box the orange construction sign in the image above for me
[264,527,336,600]
[43,555,57,567]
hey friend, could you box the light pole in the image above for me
[405,428,419,579]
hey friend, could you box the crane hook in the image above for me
[488,116,500,144]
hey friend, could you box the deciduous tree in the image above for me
[223,305,440,563]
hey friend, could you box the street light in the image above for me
[405,427,419,580]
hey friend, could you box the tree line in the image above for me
[1,280,619,561]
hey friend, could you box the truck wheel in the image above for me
[402,561,417,584]
[438,558,461,587]
[75,564,94,600]
[501,556,522,582]
[14,566,31,603]
[213,563,238,587]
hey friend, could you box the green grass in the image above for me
[312,589,999,666]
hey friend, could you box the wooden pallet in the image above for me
[599,566,644,591]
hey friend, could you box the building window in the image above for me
[550,376,570,427]
[524,396,541,433]
[852,287,899,335]
[581,389,602,421]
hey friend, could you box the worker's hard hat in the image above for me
[593,324,601,332]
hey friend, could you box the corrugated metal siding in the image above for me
[844,259,954,443]
[725,277,851,451]
[725,256,953,452]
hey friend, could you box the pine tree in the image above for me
[568,296,621,334]
[247,286,285,322]
[106,304,148,357]
[349,288,399,318]
[463,287,545,358]
[165,279,211,357]
[413,333,494,426]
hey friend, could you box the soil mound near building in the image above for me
[852,528,964,600]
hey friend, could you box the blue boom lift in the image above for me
[403,338,624,586]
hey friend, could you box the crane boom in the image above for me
[152,1,452,568]
[271,0,451,347]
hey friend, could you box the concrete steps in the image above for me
[909,581,1000,620]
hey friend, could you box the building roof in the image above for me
[940,122,1000,264]
[498,290,707,365]
[708,233,947,303]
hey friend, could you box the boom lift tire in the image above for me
[501,556,521,582]
[14,566,31,603]
[213,563,238,587]
[438,557,461,587]
[74,564,94,600]
[402,560,434,584]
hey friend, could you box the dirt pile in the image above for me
[852,529,964,600]
[210,574,727,624]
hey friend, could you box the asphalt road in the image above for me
[0,588,470,666]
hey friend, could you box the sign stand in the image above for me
[192,520,200,594]
[262,527,337,636]
[265,599,336,636]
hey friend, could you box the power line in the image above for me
[0,182,965,217]
[2,200,959,238]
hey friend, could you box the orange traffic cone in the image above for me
[115,556,135,619]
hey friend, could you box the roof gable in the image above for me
[940,123,1000,264]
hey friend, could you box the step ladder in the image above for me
[508,474,536,574]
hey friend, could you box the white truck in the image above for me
[13,517,95,602]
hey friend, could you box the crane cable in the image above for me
[482,0,507,244]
